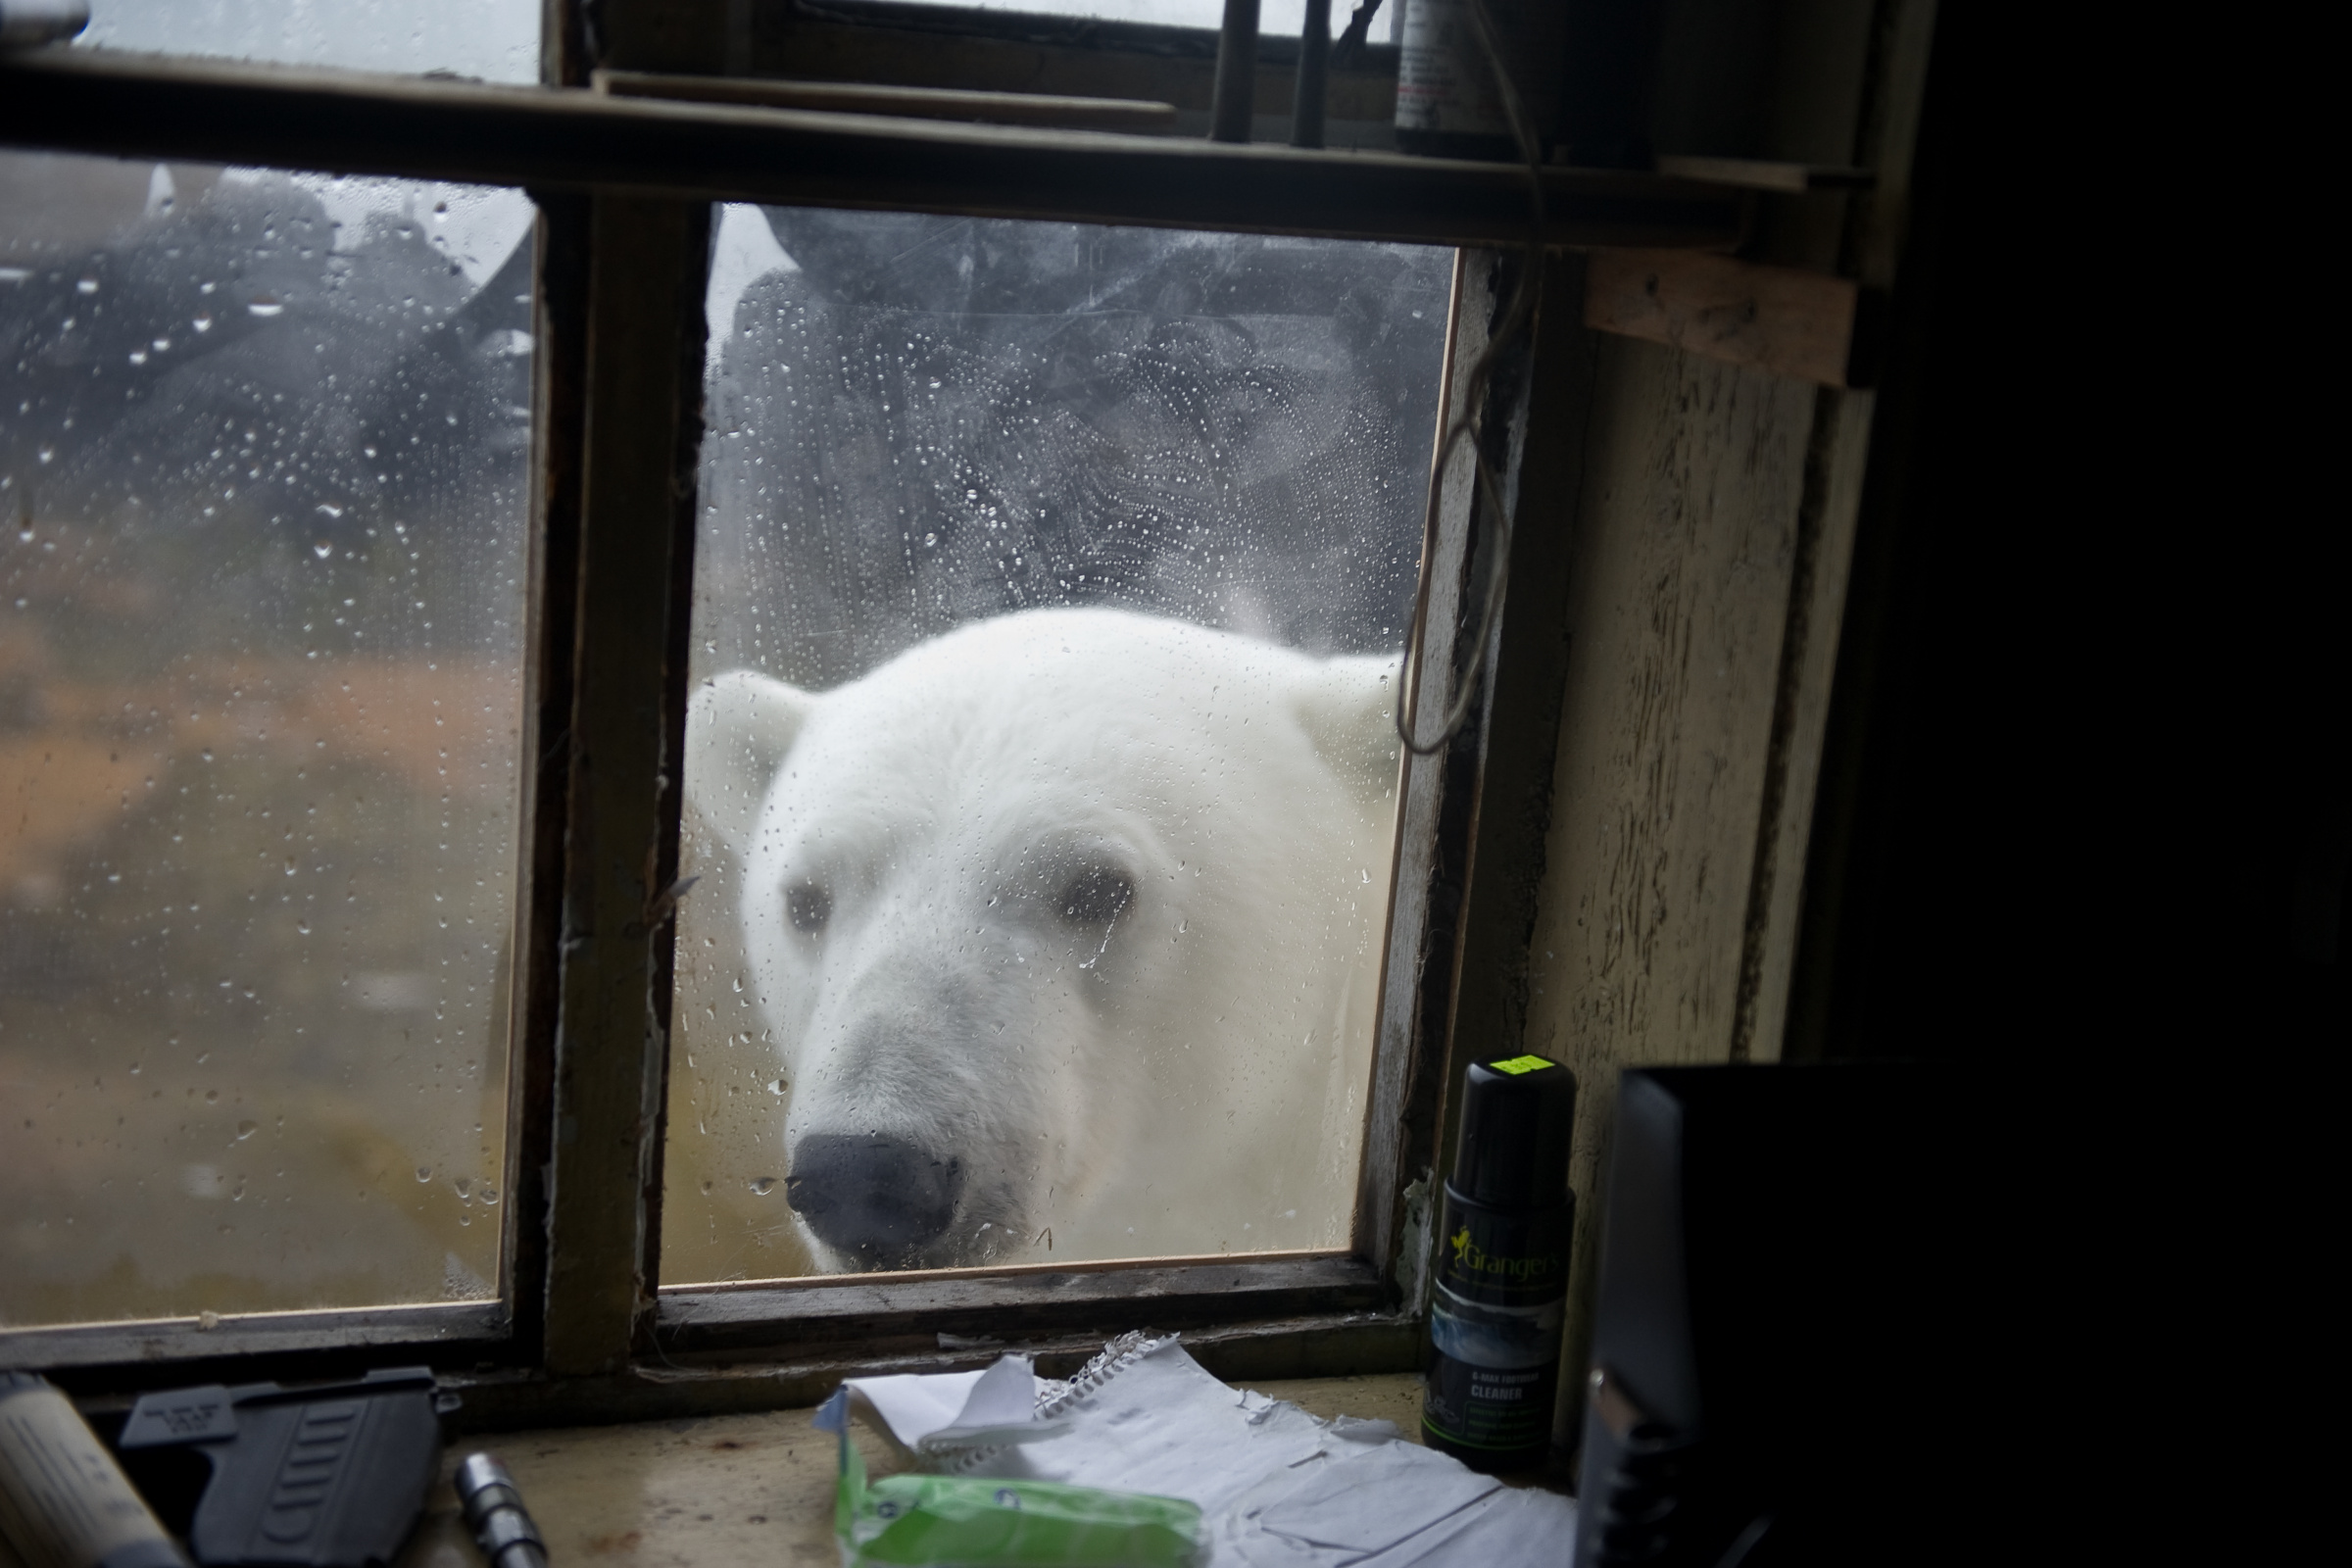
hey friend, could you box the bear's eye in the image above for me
[1056,864,1133,927]
[786,880,832,934]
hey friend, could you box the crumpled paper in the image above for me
[832,1333,1576,1567]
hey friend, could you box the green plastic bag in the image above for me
[815,1388,1202,1567]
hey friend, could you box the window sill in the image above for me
[422,1302,1421,1431]
[1,1301,511,1379]
[657,1253,1388,1357]
[398,1371,1506,1567]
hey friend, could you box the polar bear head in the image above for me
[685,608,1400,1272]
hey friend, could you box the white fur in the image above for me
[685,607,1399,1270]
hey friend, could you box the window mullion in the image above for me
[1357,249,1596,1296]
[540,192,710,1377]
[1423,249,1597,1203]
[1356,248,1484,1286]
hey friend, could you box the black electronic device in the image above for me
[1572,1065,1985,1568]
[116,1367,443,1568]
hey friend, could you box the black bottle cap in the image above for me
[1449,1054,1577,1209]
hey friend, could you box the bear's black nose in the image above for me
[786,1135,962,1264]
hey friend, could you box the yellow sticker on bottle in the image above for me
[1489,1054,1555,1075]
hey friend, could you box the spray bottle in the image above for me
[1420,1053,1577,1473]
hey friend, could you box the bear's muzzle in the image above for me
[785,1135,964,1267]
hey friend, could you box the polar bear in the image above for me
[684,607,1401,1272]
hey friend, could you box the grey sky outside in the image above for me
[66,0,1395,288]
[77,0,539,81]
[75,0,1396,83]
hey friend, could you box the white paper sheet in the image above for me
[843,1353,1070,1456]
[842,1364,988,1447]
[833,1335,1576,1567]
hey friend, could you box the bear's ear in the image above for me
[685,669,816,852]
[1292,654,1404,807]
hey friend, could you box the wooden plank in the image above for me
[594,66,1181,132]
[423,1312,1419,1431]
[658,1257,1383,1354]
[1761,0,1942,1064]
[3,1302,510,1379]
[393,1394,918,1567]
[1652,154,1875,192]
[540,195,711,1376]
[1730,0,1942,1062]
[1518,337,1822,1448]
[1527,0,1943,1455]
[497,192,595,1375]
[1728,387,1874,1067]
[1428,252,1603,1198]
[0,50,1746,252]
[1584,248,1861,388]
[543,0,591,88]
[665,1249,1342,1297]
[1354,251,1482,1290]
[392,1371,1431,1567]
[1361,250,1608,1310]
[1845,0,1942,292]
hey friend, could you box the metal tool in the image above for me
[455,1454,545,1568]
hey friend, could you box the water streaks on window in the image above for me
[0,151,532,1327]
[667,208,1448,1283]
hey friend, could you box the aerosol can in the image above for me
[1420,1054,1576,1472]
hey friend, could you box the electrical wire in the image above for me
[1392,0,1549,757]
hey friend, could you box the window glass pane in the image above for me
[668,205,1447,1281]
[77,0,540,84]
[1,150,535,1327]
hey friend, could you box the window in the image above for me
[2,149,535,1329]
[666,207,1449,1283]
[76,0,540,82]
[0,0,1815,1408]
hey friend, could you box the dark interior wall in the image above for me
[1644,0,1874,166]
[1786,26,2333,1534]
[1787,4,2346,1068]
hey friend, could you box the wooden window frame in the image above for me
[1,0,1906,1427]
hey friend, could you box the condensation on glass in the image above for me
[77,0,541,83]
[666,205,1449,1283]
[0,151,537,1327]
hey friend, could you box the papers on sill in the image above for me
[830,1331,1577,1567]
